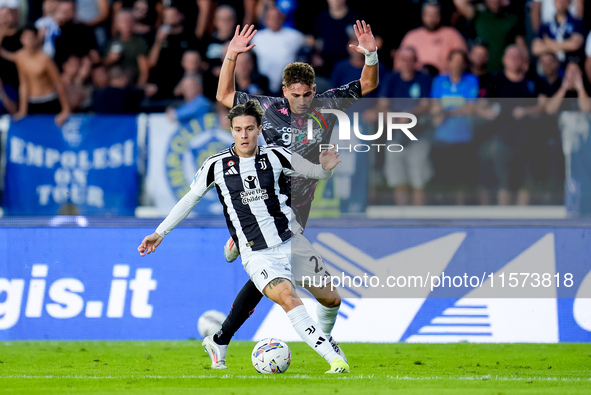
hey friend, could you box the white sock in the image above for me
[316,304,340,338]
[287,305,340,364]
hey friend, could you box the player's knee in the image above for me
[319,296,341,308]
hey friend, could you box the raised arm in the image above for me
[349,20,379,96]
[216,24,257,108]
[46,56,71,126]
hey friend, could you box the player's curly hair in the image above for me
[282,62,315,88]
[227,99,265,127]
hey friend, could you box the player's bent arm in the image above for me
[154,188,203,237]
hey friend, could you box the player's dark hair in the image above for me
[227,100,264,127]
[282,62,315,88]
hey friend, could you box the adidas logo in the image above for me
[225,167,238,175]
[314,336,326,348]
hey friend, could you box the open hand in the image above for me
[227,25,257,57]
[138,232,163,257]
[320,148,341,171]
[348,20,377,54]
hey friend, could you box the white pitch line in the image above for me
[0,375,589,381]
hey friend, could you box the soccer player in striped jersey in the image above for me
[207,20,379,368]
[138,100,349,373]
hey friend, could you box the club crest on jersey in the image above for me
[257,158,267,170]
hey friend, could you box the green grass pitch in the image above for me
[0,341,589,394]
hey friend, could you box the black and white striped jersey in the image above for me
[155,144,332,253]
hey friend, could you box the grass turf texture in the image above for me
[0,341,589,394]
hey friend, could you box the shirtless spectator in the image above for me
[13,25,70,125]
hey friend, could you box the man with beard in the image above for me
[399,0,466,74]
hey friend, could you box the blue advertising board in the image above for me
[0,225,590,342]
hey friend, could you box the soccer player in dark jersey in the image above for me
[138,100,349,373]
[205,21,379,369]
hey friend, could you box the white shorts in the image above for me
[291,234,331,288]
[384,139,433,189]
[241,240,293,293]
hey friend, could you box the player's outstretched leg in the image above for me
[264,277,349,374]
[203,280,263,368]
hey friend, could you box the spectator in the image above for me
[531,0,583,34]
[251,6,305,94]
[454,0,526,72]
[585,29,591,83]
[173,50,206,96]
[202,5,237,74]
[147,4,198,100]
[53,0,100,70]
[538,52,562,95]
[35,0,60,58]
[378,46,433,206]
[399,0,467,74]
[166,74,213,123]
[61,55,92,112]
[0,4,21,95]
[234,50,270,96]
[546,61,591,114]
[104,9,150,86]
[256,0,297,29]
[469,42,492,97]
[479,45,547,205]
[312,0,362,77]
[90,62,109,89]
[13,24,70,125]
[532,0,584,69]
[92,65,144,113]
[430,49,479,204]
[114,0,163,46]
[75,0,110,49]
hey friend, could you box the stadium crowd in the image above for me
[1,0,590,206]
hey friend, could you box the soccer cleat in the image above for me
[325,357,350,374]
[224,237,240,262]
[328,336,348,363]
[202,335,228,369]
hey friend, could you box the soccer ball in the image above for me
[197,310,226,338]
[251,338,291,374]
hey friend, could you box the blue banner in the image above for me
[3,115,139,216]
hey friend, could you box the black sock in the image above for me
[214,279,263,345]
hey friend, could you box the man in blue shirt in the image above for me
[532,0,585,69]
[430,49,479,204]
